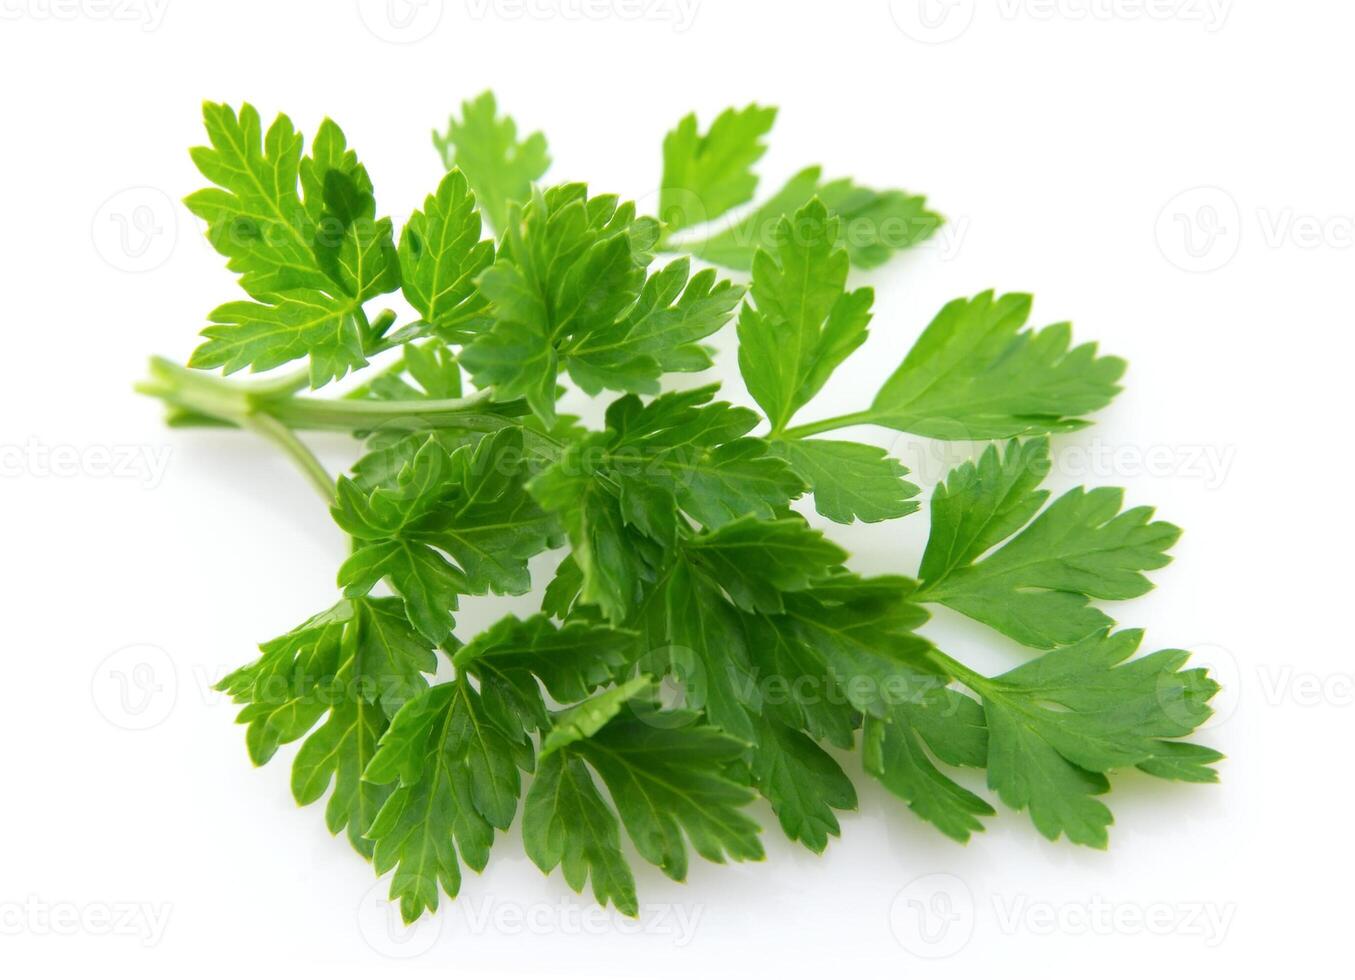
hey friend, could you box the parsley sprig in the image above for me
[139,92,1220,923]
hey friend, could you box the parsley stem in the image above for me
[268,397,564,460]
[267,394,513,432]
[139,356,310,404]
[780,410,878,439]
[138,357,560,492]
[239,411,337,503]
[138,357,516,434]
[924,648,987,692]
[138,357,337,500]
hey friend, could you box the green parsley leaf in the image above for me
[185,105,399,383]
[334,428,556,641]
[577,708,765,879]
[750,717,857,853]
[524,678,764,913]
[541,554,585,620]
[684,515,847,613]
[398,169,495,342]
[867,291,1126,439]
[523,749,639,915]
[529,434,664,624]
[918,438,1181,649]
[659,104,777,231]
[462,185,738,421]
[1135,740,1226,783]
[290,677,389,856]
[537,685,764,883]
[186,103,327,297]
[736,199,874,433]
[564,258,744,395]
[348,339,465,409]
[683,165,941,270]
[191,289,367,386]
[637,558,763,741]
[940,629,1220,847]
[770,438,920,524]
[215,597,435,856]
[452,614,637,732]
[603,387,805,528]
[364,676,532,923]
[539,676,656,756]
[433,90,550,233]
[781,575,936,720]
[310,166,400,303]
[302,118,399,295]
[737,608,857,749]
[529,387,804,623]
[862,712,994,843]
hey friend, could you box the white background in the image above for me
[1,0,1350,975]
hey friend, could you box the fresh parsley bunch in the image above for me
[140,91,1221,923]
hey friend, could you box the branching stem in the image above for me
[135,357,552,498]
[780,410,878,439]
